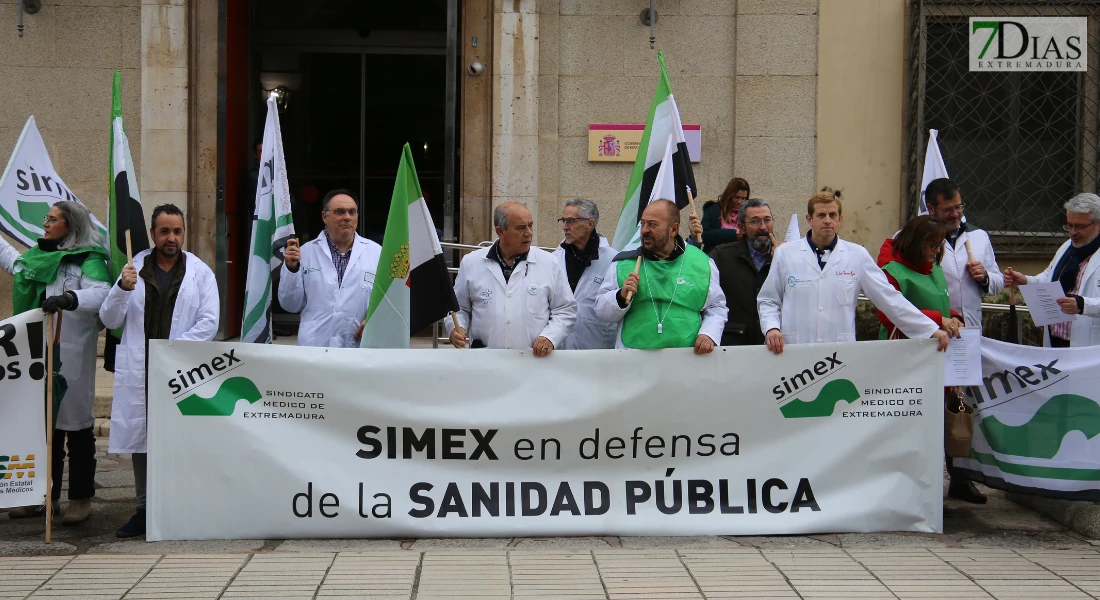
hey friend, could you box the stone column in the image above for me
[140,0,191,245]
[492,0,539,240]
[735,0,819,233]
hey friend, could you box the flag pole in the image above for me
[124,230,133,265]
[964,239,975,264]
[44,313,59,544]
[624,256,643,303]
[449,312,464,348]
[685,186,702,244]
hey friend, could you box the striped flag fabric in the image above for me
[611,51,697,251]
[360,143,458,348]
[104,70,150,370]
[241,96,295,343]
[108,70,150,280]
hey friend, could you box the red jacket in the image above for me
[875,238,962,336]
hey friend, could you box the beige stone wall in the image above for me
[0,0,143,318]
[816,0,904,250]
[534,1,816,247]
[737,0,818,238]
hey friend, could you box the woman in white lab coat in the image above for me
[0,201,110,524]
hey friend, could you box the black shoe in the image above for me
[115,508,146,538]
[948,480,987,504]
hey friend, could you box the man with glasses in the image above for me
[552,198,618,349]
[280,189,382,347]
[1005,193,1100,347]
[709,198,778,346]
[924,178,1004,332]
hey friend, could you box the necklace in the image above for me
[641,253,686,334]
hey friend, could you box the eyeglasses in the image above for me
[1063,221,1096,233]
[937,204,965,215]
[557,217,591,226]
[43,216,66,225]
[746,218,773,227]
[325,208,358,218]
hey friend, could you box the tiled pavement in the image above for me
[2,547,1099,599]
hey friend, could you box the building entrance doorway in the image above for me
[222,0,459,338]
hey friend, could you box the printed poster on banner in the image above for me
[956,338,1100,500]
[0,310,49,509]
[147,339,943,541]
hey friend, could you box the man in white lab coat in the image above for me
[1005,193,1100,347]
[758,191,950,354]
[447,202,577,354]
[100,204,220,538]
[924,178,1004,331]
[553,198,618,349]
[280,189,382,348]
[594,200,727,353]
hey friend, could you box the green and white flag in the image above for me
[360,143,457,348]
[108,70,149,282]
[0,116,107,247]
[611,51,697,251]
[242,96,295,343]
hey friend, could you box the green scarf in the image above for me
[12,243,111,314]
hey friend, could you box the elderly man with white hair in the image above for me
[1006,193,1100,347]
[552,198,618,349]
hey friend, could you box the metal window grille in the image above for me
[905,0,1100,258]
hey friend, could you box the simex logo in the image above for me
[0,454,35,479]
[176,377,262,417]
[779,380,860,419]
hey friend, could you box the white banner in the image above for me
[148,339,944,541]
[0,116,107,247]
[0,310,48,509]
[957,338,1100,500]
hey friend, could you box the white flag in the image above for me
[784,213,801,244]
[241,97,295,343]
[918,129,949,216]
[623,134,678,250]
[0,116,106,247]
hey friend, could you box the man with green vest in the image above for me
[594,200,727,353]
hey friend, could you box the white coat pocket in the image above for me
[836,280,857,306]
[526,283,549,318]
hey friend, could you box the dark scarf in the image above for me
[1053,234,1100,294]
[946,222,969,249]
[562,232,602,291]
[141,252,187,341]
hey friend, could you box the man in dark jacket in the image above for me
[709,198,778,345]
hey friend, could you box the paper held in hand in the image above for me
[1018,282,1076,327]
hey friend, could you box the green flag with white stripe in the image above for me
[242,96,295,343]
